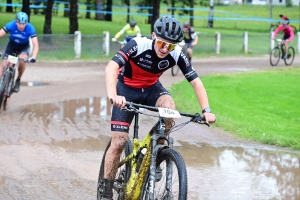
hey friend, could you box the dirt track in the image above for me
[0,55,299,199]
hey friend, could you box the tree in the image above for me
[105,0,112,21]
[207,0,214,28]
[95,0,104,20]
[151,0,160,32]
[22,0,31,22]
[6,0,13,13]
[69,0,78,34]
[85,0,92,19]
[43,0,54,34]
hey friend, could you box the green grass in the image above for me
[170,67,300,150]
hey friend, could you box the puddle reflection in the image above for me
[20,96,300,199]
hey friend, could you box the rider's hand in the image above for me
[109,95,126,108]
[203,112,216,124]
[112,38,117,42]
[28,57,36,63]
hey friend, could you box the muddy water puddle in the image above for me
[19,97,300,199]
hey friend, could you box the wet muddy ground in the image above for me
[0,55,299,199]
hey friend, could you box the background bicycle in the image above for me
[97,101,209,199]
[269,39,295,66]
[171,41,188,77]
[0,52,29,111]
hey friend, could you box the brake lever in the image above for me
[192,114,210,127]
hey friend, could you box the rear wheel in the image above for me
[284,46,295,66]
[141,148,187,200]
[0,73,10,110]
[270,47,280,66]
[171,65,180,76]
[97,138,132,200]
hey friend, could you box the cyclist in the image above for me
[102,16,216,199]
[111,20,141,44]
[272,15,294,59]
[0,11,39,93]
[183,21,198,62]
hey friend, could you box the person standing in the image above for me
[0,11,39,92]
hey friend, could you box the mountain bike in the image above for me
[269,39,295,66]
[0,52,29,111]
[171,42,187,77]
[97,101,210,200]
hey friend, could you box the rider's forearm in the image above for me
[190,78,210,110]
[31,37,39,58]
[105,60,119,98]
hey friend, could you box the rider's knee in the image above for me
[110,133,128,153]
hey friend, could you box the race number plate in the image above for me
[7,55,18,64]
[158,107,181,118]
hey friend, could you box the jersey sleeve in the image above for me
[28,23,37,38]
[287,26,294,41]
[111,39,138,67]
[177,50,198,82]
[3,21,14,33]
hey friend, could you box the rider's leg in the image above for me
[14,53,28,92]
[0,60,8,81]
[103,131,128,198]
[186,47,193,62]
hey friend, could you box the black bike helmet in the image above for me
[153,16,184,43]
[183,21,190,28]
[129,20,137,27]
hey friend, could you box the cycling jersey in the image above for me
[273,24,294,41]
[110,36,199,132]
[112,37,198,89]
[3,20,37,47]
[183,27,197,44]
[115,24,141,38]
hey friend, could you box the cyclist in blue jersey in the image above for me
[0,12,39,93]
[101,16,216,200]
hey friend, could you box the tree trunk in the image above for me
[95,0,104,20]
[43,0,54,34]
[6,0,13,13]
[151,0,160,33]
[43,0,54,44]
[22,0,31,22]
[85,0,91,19]
[105,0,112,21]
[69,0,78,34]
[207,0,214,28]
[190,0,194,27]
[64,0,70,17]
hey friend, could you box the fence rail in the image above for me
[0,32,299,61]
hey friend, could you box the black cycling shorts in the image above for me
[111,80,170,133]
[3,41,30,60]
[283,35,291,41]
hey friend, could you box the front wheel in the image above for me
[141,148,188,200]
[97,138,132,200]
[284,47,295,66]
[171,65,180,76]
[0,73,10,110]
[270,47,280,66]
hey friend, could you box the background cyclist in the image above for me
[102,16,216,199]
[272,14,294,59]
[111,20,141,44]
[183,21,198,62]
[0,11,39,93]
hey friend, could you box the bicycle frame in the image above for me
[120,111,171,199]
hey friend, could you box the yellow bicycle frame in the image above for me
[123,132,152,200]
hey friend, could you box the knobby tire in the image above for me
[270,47,280,66]
[0,73,10,110]
[141,148,187,200]
[97,138,132,200]
[284,47,295,66]
[171,66,180,76]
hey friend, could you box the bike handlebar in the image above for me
[125,101,209,126]
[0,52,32,63]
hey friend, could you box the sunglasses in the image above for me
[154,35,177,51]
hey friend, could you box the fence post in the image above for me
[243,31,248,53]
[298,32,300,54]
[215,32,220,54]
[103,31,110,56]
[74,31,81,58]
[270,31,274,51]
